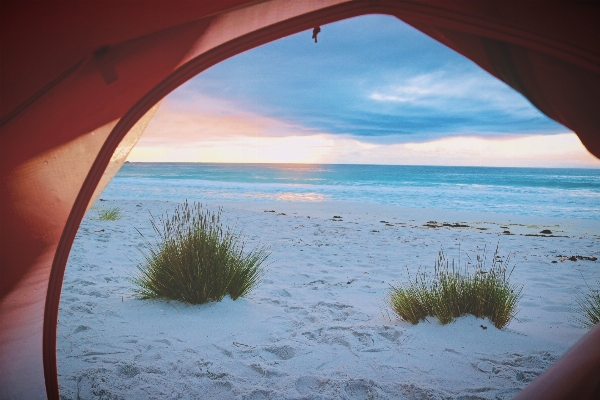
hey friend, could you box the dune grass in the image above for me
[388,245,522,329]
[573,280,600,329]
[132,201,269,305]
[98,207,121,221]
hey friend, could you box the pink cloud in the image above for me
[137,94,315,147]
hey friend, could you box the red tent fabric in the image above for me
[1,1,599,398]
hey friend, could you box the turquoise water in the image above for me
[102,163,600,220]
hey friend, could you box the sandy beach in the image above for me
[57,199,599,399]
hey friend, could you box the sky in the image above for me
[129,15,600,167]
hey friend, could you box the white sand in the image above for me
[57,199,600,399]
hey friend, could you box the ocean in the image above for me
[101,163,600,220]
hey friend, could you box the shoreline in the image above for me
[58,199,599,399]
[197,199,600,233]
[106,162,600,221]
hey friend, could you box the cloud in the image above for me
[127,14,599,168]
[173,15,565,142]
[175,15,565,141]
[397,134,600,167]
[370,73,472,103]
[131,107,600,168]
[367,72,540,119]
[137,93,317,148]
[132,134,338,164]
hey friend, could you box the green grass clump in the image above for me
[132,201,268,304]
[388,245,522,329]
[98,207,121,220]
[573,280,600,329]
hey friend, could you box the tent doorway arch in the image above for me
[1,1,599,399]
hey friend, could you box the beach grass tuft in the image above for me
[573,280,600,329]
[132,201,269,304]
[98,207,121,221]
[388,245,522,329]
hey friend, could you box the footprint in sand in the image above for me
[117,363,140,379]
[73,325,90,334]
[344,379,379,399]
[265,345,296,360]
[295,376,323,395]
[477,351,557,384]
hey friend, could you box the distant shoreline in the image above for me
[123,160,600,170]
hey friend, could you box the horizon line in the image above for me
[123,161,600,169]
